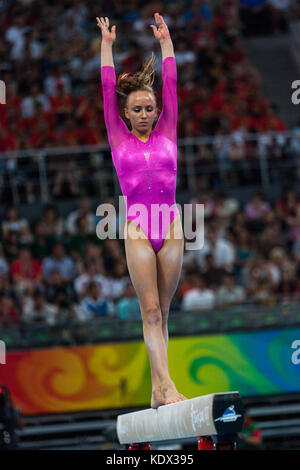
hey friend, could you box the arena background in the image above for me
[0,0,300,450]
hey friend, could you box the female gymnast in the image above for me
[97,12,187,408]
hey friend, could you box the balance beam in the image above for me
[117,391,244,449]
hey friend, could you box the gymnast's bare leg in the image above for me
[124,215,187,408]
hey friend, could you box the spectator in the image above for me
[176,268,202,300]
[21,83,50,119]
[273,269,300,300]
[290,118,300,155]
[234,229,254,278]
[214,190,239,230]
[216,273,246,306]
[0,245,9,278]
[268,246,296,286]
[258,217,285,256]
[275,188,300,224]
[78,281,115,320]
[29,220,54,260]
[238,411,264,450]
[10,247,43,297]
[193,228,235,271]
[5,16,27,60]
[2,231,22,264]
[42,242,77,282]
[0,294,20,327]
[74,260,110,299]
[244,192,271,222]
[41,204,64,238]
[242,254,275,290]
[22,288,57,325]
[201,253,228,289]
[182,275,216,311]
[1,206,29,241]
[109,260,130,301]
[45,268,77,304]
[67,215,103,258]
[116,281,140,320]
[64,197,95,235]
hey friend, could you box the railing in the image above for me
[1,300,300,350]
[0,131,299,206]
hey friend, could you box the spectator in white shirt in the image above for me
[74,260,110,299]
[186,229,235,271]
[175,39,196,66]
[44,65,71,97]
[182,274,215,312]
[22,288,57,325]
[5,17,27,60]
[216,274,246,307]
[21,84,50,118]
[1,206,29,241]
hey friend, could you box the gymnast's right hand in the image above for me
[96,16,116,44]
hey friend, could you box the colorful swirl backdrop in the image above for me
[0,327,300,415]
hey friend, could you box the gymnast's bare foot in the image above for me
[151,382,187,408]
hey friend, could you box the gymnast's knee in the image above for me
[142,305,162,327]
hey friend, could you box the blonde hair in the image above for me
[116,52,156,106]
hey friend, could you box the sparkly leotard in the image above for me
[101,56,179,253]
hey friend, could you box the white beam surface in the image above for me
[117,392,238,444]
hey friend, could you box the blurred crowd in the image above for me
[0,0,300,330]
[0,188,300,329]
[0,0,294,157]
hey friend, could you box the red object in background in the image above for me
[82,126,104,145]
[23,111,57,132]
[28,128,57,148]
[0,130,18,151]
[57,127,83,146]
[50,93,73,114]
[128,442,151,450]
[10,258,42,281]
[197,436,214,450]
[0,306,20,326]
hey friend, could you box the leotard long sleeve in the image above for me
[101,56,179,252]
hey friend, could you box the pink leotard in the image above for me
[101,56,180,253]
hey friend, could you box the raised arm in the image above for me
[150,13,177,143]
[97,17,129,150]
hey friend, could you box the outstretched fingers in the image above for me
[96,16,113,29]
[154,12,164,26]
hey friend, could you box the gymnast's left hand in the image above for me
[150,12,171,43]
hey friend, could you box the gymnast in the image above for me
[97,12,187,408]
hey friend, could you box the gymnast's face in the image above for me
[124,91,158,134]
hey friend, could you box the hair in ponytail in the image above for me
[116,52,156,106]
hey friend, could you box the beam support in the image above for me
[117,391,244,448]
